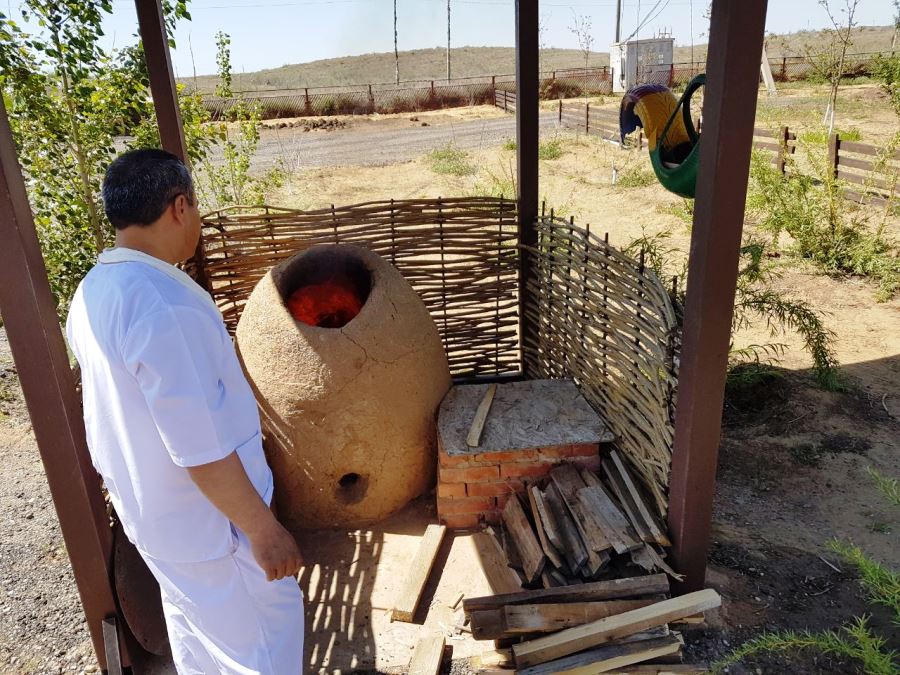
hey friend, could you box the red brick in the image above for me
[441,512,481,529]
[475,448,540,463]
[439,451,477,468]
[440,464,500,484]
[466,479,524,497]
[495,493,512,509]
[538,443,598,459]
[569,455,603,472]
[437,482,467,498]
[437,496,495,515]
[500,461,556,479]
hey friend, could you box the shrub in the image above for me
[427,144,476,176]
[538,138,564,160]
[616,165,656,189]
[871,53,900,117]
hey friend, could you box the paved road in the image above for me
[242,111,560,171]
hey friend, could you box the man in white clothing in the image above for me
[66,148,305,674]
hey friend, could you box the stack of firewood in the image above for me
[464,573,719,673]
[497,451,679,588]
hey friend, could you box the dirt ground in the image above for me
[0,83,898,673]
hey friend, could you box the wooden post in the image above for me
[368,83,375,113]
[304,87,311,114]
[667,0,769,594]
[585,101,590,134]
[492,74,497,103]
[558,99,563,123]
[777,125,789,174]
[780,56,787,81]
[0,96,126,671]
[827,132,840,180]
[669,63,675,87]
[134,0,210,292]
[515,0,539,375]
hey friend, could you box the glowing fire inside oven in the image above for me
[286,277,364,328]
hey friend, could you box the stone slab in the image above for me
[438,379,614,457]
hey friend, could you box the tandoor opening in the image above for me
[278,248,372,328]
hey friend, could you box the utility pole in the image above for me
[614,0,622,43]
[394,0,400,85]
[447,0,451,81]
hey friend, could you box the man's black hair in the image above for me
[102,148,195,230]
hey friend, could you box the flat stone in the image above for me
[438,379,614,457]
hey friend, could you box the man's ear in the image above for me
[172,194,190,224]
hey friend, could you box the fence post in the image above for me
[304,87,310,115]
[558,98,562,123]
[780,57,787,81]
[492,74,496,103]
[430,80,435,95]
[827,132,840,180]
[367,83,374,113]
[504,89,508,112]
[585,101,590,134]
[777,125,789,174]
[552,70,556,81]
[669,63,675,87]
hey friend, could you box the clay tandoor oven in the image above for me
[236,244,452,530]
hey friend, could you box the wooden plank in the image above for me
[391,524,447,622]
[470,609,508,641]
[840,140,900,159]
[578,486,643,555]
[467,383,498,447]
[752,127,776,138]
[473,648,514,669]
[409,635,446,675]
[519,636,682,675]
[550,465,613,561]
[471,531,523,595]
[602,458,654,544]
[604,667,705,674]
[545,481,589,571]
[463,574,670,613]
[837,168,898,192]
[643,545,684,581]
[838,156,874,171]
[511,589,721,668]
[753,141,781,152]
[504,600,658,634]
[528,485,566,570]
[502,494,547,583]
[608,452,670,547]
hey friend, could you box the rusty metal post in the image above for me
[134,0,211,292]
[515,0,539,375]
[667,0,769,594]
[0,97,125,671]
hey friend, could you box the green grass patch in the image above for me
[799,126,863,144]
[501,138,517,151]
[616,164,656,189]
[427,144,476,176]
[538,138,564,160]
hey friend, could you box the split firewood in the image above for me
[544,481,589,572]
[502,494,547,584]
[527,485,566,571]
[467,383,497,447]
[577,485,643,555]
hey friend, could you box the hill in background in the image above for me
[182,24,895,94]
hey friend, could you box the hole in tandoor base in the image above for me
[278,249,372,328]
[335,472,368,505]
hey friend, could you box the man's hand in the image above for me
[186,451,304,581]
[245,519,304,581]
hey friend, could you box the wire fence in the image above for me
[201,52,885,120]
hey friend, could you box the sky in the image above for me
[9,0,898,78]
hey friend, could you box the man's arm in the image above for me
[187,452,303,581]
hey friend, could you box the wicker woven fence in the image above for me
[522,216,680,517]
[200,197,680,513]
[201,197,521,377]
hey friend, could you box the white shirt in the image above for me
[66,248,273,563]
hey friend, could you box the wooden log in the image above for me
[602,457,654,544]
[504,599,658,634]
[528,485,566,570]
[391,524,447,622]
[518,635,682,675]
[471,531,523,595]
[544,481,589,571]
[467,383,498,447]
[577,485,642,555]
[531,485,565,553]
[502,495,547,584]
[550,465,612,574]
[511,589,722,668]
[463,574,670,613]
[408,635,446,675]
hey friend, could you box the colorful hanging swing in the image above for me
[619,74,706,199]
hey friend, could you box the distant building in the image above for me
[610,37,675,93]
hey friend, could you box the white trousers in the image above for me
[142,528,305,675]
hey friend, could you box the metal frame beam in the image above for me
[667,0,769,593]
[515,0,539,374]
[134,0,210,291]
[0,97,125,671]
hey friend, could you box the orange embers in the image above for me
[287,278,364,328]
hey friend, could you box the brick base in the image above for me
[436,438,602,529]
